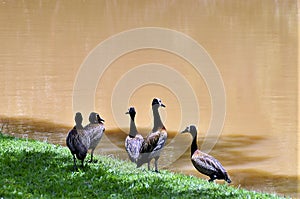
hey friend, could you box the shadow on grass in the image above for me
[0,146,219,198]
[0,139,105,197]
[0,133,293,198]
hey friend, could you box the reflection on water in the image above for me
[0,117,69,145]
[0,117,298,198]
[231,169,298,198]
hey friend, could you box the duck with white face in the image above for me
[137,98,168,173]
[125,107,144,163]
[181,125,231,183]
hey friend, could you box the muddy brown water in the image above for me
[0,1,298,197]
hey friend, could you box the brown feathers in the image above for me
[136,129,167,171]
[139,132,161,153]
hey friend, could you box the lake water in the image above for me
[0,1,298,198]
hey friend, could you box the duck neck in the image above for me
[76,123,83,130]
[191,134,198,157]
[152,107,164,132]
[129,115,138,138]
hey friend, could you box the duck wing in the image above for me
[83,123,97,138]
[136,132,160,167]
[152,129,167,152]
[191,150,225,176]
[66,127,88,160]
[66,127,77,154]
[84,123,105,149]
[139,130,167,158]
[77,128,90,149]
[140,132,160,153]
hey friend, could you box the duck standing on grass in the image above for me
[66,112,90,170]
[137,98,168,172]
[181,125,231,183]
[125,107,144,163]
[84,112,105,163]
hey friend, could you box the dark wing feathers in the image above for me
[136,130,167,167]
[66,128,77,153]
[66,127,88,161]
[191,150,227,177]
[139,132,160,153]
[152,130,167,152]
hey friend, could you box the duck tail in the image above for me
[224,172,232,183]
[76,148,87,160]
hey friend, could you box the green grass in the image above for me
[0,133,285,199]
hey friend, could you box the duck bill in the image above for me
[161,103,166,108]
[180,127,189,134]
[97,115,105,123]
[125,111,129,114]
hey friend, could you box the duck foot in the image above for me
[73,166,78,172]
[150,169,159,173]
[208,179,215,183]
[89,159,98,163]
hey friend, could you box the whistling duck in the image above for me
[125,107,144,163]
[84,112,105,163]
[66,112,89,170]
[181,125,231,183]
[137,98,168,172]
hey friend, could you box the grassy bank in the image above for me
[0,133,285,199]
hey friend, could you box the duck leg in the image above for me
[89,149,95,163]
[72,154,78,170]
[147,161,150,171]
[208,175,217,183]
[89,152,93,163]
[154,157,159,173]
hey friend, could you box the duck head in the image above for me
[181,125,197,138]
[96,114,105,123]
[74,112,83,129]
[125,107,136,118]
[152,98,166,108]
[75,112,83,124]
[89,112,105,124]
